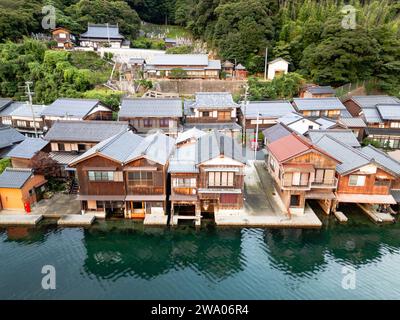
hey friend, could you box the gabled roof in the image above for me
[176,127,207,145]
[235,64,246,70]
[348,95,400,110]
[44,120,129,142]
[268,133,339,164]
[338,117,367,128]
[314,135,371,175]
[305,86,335,95]
[268,58,289,65]
[361,145,400,177]
[69,130,175,166]
[0,168,33,189]
[151,54,208,66]
[315,117,338,130]
[376,104,400,121]
[307,129,361,148]
[7,138,49,159]
[42,98,107,118]
[263,123,292,143]
[2,102,47,118]
[168,143,198,173]
[222,60,234,68]
[278,112,305,125]
[293,98,346,111]
[242,101,295,118]
[188,92,239,109]
[119,98,182,118]
[80,24,124,39]
[0,126,25,149]
[362,108,383,123]
[195,131,245,164]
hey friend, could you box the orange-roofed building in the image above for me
[266,133,341,215]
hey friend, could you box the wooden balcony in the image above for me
[311,178,338,189]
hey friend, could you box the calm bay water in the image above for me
[1,207,400,300]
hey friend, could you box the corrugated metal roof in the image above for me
[338,117,367,128]
[307,130,361,148]
[361,145,400,176]
[44,121,129,142]
[119,98,182,118]
[151,54,208,66]
[242,100,295,118]
[0,126,25,149]
[7,138,48,159]
[314,135,370,174]
[0,168,33,189]
[376,104,400,120]
[350,95,400,110]
[42,98,102,118]
[293,98,346,111]
[80,24,124,39]
[188,92,239,109]
[49,152,81,165]
[263,123,292,143]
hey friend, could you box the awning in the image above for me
[284,164,314,173]
[82,167,117,171]
[204,168,240,172]
[305,191,336,200]
[77,195,125,201]
[123,167,158,171]
[170,194,198,202]
[125,195,166,201]
[336,193,396,205]
[198,188,242,194]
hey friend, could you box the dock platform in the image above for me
[357,204,395,223]
[334,211,348,223]
[57,214,95,227]
[0,214,43,226]
[143,214,168,226]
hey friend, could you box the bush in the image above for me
[169,68,188,79]
[166,45,193,54]
[0,158,11,174]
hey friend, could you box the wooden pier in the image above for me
[334,211,348,223]
[0,215,43,226]
[57,214,95,227]
[357,204,395,223]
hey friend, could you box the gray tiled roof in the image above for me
[80,24,124,39]
[315,117,337,129]
[392,190,400,202]
[306,86,335,95]
[362,108,382,123]
[188,92,239,109]
[366,127,400,136]
[195,131,245,164]
[242,101,295,118]
[176,127,207,145]
[278,112,304,125]
[361,145,400,177]
[293,98,346,111]
[7,138,48,159]
[119,98,182,118]
[0,126,25,149]
[184,122,242,131]
[338,117,367,128]
[69,130,175,166]
[205,60,222,70]
[44,121,129,142]
[42,98,103,118]
[168,143,198,173]
[4,102,47,118]
[151,54,208,66]
[263,123,292,143]
[307,130,361,148]
[314,135,371,174]
[0,98,12,111]
[376,104,400,120]
[350,95,400,110]
[0,168,33,188]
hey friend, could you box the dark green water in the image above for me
[1,206,400,299]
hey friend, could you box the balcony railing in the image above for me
[311,178,338,189]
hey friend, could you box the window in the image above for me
[292,173,309,186]
[202,111,210,117]
[173,178,196,187]
[208,172,235,187]
[349,175,366,187]
[305,110,320,117]
[374,179,391,187]
[269,157,276,172]
[220,194,238,205]
[58,143,65,151]
[128,171,153,186]
[290,195,301,207]
[59,33,66,39]
[2,118,11,125]
[78,144,87,152]
[88,171,114,182]
[390,122,400,128]
[314,169,335,185]
[29,122,40,128]
[218,111,231,121]
[17,120,27,127]
[144,119,152,127]
[160,118,169,128]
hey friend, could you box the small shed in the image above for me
[267,58,289,80]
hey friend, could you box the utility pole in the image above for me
[254,112,260,161]
[264,47,268,81]
[107,23,110,47]
[242,84,249,146]
[25,81,38,138]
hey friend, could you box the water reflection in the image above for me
[83,221,244,281]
